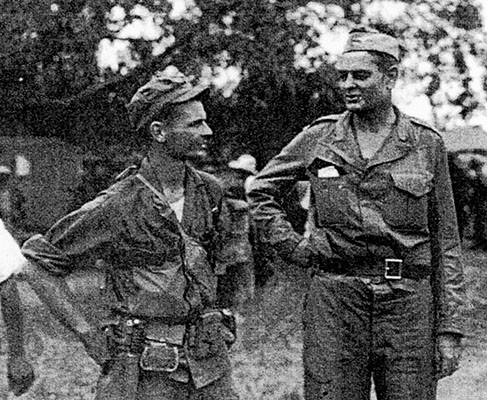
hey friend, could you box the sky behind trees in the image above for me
[2,0,486,162]
[93,0,487,129]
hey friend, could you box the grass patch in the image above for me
[1,252,486,399]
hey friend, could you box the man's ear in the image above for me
[149,121,166,143]
[386,65,398,89]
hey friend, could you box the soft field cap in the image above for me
[128,66,208,132]
[343,28,400,61]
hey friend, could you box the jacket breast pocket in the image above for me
[309,173,351,227]
[383,171,433,231]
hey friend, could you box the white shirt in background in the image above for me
[0,219,25,283]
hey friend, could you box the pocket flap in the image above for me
[391,171,433,197]
[307,156,344,177]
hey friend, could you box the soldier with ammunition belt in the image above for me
[18,68,241,399]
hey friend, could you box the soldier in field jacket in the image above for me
[248,28,465,400]
[19,68,241,400]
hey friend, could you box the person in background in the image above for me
[468,157,487,250]
[447,153,471,243]
[0,166,26,242]
[68,156,121,211]
[249,28,465,399]
[17,68,240,400]
[217,154,258,309]
[226,154,258,201]
[0,218,35,396]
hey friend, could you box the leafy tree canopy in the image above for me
[1,0,486,163]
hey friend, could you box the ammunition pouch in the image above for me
[104,308,236,375]
[105,318,146,357]
[187,309,237,360]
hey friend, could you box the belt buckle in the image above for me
[384,258,403,280]
[140,341,179,373]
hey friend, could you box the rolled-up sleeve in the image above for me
[22,195,120,276]
[429,137,466,336]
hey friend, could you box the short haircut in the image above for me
[153,103,178,127]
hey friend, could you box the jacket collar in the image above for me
[137,158,206,228]
[366,108,416,168]
[316,108,416,170]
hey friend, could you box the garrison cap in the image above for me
[127,66,208,132]
[343,28,400,61]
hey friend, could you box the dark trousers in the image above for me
[95,356,239,400]
[303,272,437,400]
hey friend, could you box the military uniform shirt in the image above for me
[248,109,465,336]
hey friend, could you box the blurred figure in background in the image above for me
[0,166,27,242]
[218,154,258,309]
[68,155,126,212]
[226,154,258,201]
[447,153,471,242]
[469,157,487,250]
[0,218,35,396]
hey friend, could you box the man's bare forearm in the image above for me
[1,279,26,359]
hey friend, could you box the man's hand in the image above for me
[436,333,463,379]
[7,356,35,396]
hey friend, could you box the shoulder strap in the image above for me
[306,114,341,129]
[136,171,221,232]
[409,116,443,137]
[135,173,186,230]
[135,173,166,203]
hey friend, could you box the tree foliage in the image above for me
[1,0,486,163]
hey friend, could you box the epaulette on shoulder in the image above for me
[409,116,442,137]
[306,114,341,129]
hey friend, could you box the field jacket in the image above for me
[22,159,238,388]
[248,109,465,336]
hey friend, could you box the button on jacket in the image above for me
[248,109,465,336]
[22,159,237,388]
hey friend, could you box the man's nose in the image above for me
[341,73,355,88]
[200,121,213,137]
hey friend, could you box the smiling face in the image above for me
[335,51,396,115]
[156,100,213,160]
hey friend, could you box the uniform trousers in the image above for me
[303,272,437,400]
[135,370,239,400]
[95,356,239,400]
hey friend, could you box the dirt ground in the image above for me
[1,249,487,399]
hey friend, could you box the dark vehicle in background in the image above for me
[0,136,83,239]
[444,127,487,248]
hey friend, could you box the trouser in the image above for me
[303,272,437,400]
[95,356,239,400]
[136,369,238,400]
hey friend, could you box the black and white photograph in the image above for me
[1,1,487,399]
